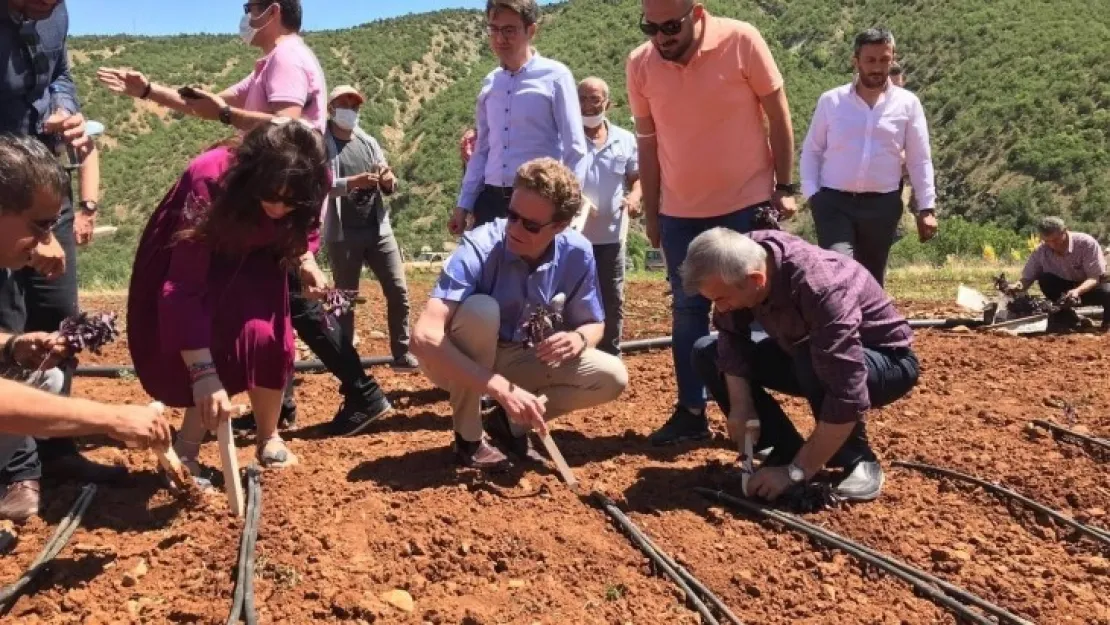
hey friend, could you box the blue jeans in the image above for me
[659,208,756,409]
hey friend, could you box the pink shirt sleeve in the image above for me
[224,74,253,107]
[263,47,310,108]
[738,24,784,97]
[158,150,230,353]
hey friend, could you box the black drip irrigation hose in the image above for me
[1031,419,1110,454]
[591,492,734,625]
[0,484,97,612]
[894,460,1110,548]
[227,467,262,625]
[694,487,1034,625]
[71,324,979,378]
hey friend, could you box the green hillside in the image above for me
[69,0,1110,288]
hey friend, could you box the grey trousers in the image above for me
[810,188,904,286]
[592,243,625,356]
[327,234,412,359]
[0,369,65,475]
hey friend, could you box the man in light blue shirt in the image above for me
[414,158,628,472]
[449,0,588,235]
[578,77,642,356]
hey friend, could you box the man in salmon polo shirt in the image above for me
[626,0,798,445]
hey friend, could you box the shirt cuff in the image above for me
[457,190,479,212]
[819,398,867,425]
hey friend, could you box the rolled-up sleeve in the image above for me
[799,284,869,424]
[714,311,755,379]
[563,247,605,327]
[431,239,482,303]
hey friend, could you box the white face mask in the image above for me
[583,114,606,129]
[332,108,359,130]
[239,9,273,45]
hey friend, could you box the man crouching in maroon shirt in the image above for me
[684,228,919,503]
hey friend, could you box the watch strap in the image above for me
[219,105,233,125]
[775,182,798,194]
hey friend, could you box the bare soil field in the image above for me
[2,280,1107,624]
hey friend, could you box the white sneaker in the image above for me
[834,461,885,502]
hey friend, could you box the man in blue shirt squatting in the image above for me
[413,158,629,470]
[448,0,589,236]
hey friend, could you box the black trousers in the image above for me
[692,333,920,469]
[0,203,80,483]
[1037,273,1110,326]
[282,269,386,408]
[471,185,513,228]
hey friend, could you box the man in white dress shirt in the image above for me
[800,28,938,286]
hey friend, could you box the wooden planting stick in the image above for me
[741,420,759,497]
[534,395,579,490]
[140,402,191,492]
[218,407,249,518]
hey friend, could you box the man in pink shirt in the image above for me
[97,0,326,133]
[626,0,798,446]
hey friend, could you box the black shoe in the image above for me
[329,395,393,437]
[231,403,298,435]
[833,461,885,502]
[648,406,710,446]
[485,406,545,463]
[453,434,510,472]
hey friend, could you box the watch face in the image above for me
[788,465,805,482]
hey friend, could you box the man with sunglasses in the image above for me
[1,0,126,518]
[0,135,174,520]
[449,0,589,236]
[413,158,628,471]
[626,0,798,446]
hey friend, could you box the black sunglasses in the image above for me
[28,215,61,239]
[639,7,694,37]
[242,2,271,14]
[507,207,553,234]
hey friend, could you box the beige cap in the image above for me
[328,84,365,105]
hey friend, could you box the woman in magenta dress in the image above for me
[128,118,330,473]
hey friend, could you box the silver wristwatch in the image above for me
[787,463,806,484]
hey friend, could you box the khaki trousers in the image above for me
[421,295,629,441]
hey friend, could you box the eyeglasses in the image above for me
[579,96,607,107]
[487,24,521,39]
[507,207,553,234]
[639,7,693,37]
[242,2,270,14]
[27,215,61,239]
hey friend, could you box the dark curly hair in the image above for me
[181,119,327,263]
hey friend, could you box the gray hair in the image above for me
[578,76,610,99]
[854,28,895,56]
[1037,216,1067,236]
[0,134,69,216]
[680,228,767,295]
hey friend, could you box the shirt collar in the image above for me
[502,224,559,271]
[753,237,787,313]
[502,48,541,74]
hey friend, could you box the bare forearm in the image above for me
[227,107,277,133]
[0,379,123,438]
[181,348,215,367]
[79,146,100,203]
[145,82,194,114]
[575,322,605,349]
[725,374,756,418]
[793,420,857,477]
[638,143,661,219]
[768,117,795,184]
[1075,278,1100,295]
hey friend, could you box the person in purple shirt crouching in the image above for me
[684,228,920,503]
[413,158,628,471]
[127,119,331,482]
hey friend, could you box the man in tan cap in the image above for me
[322,86,418,385]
